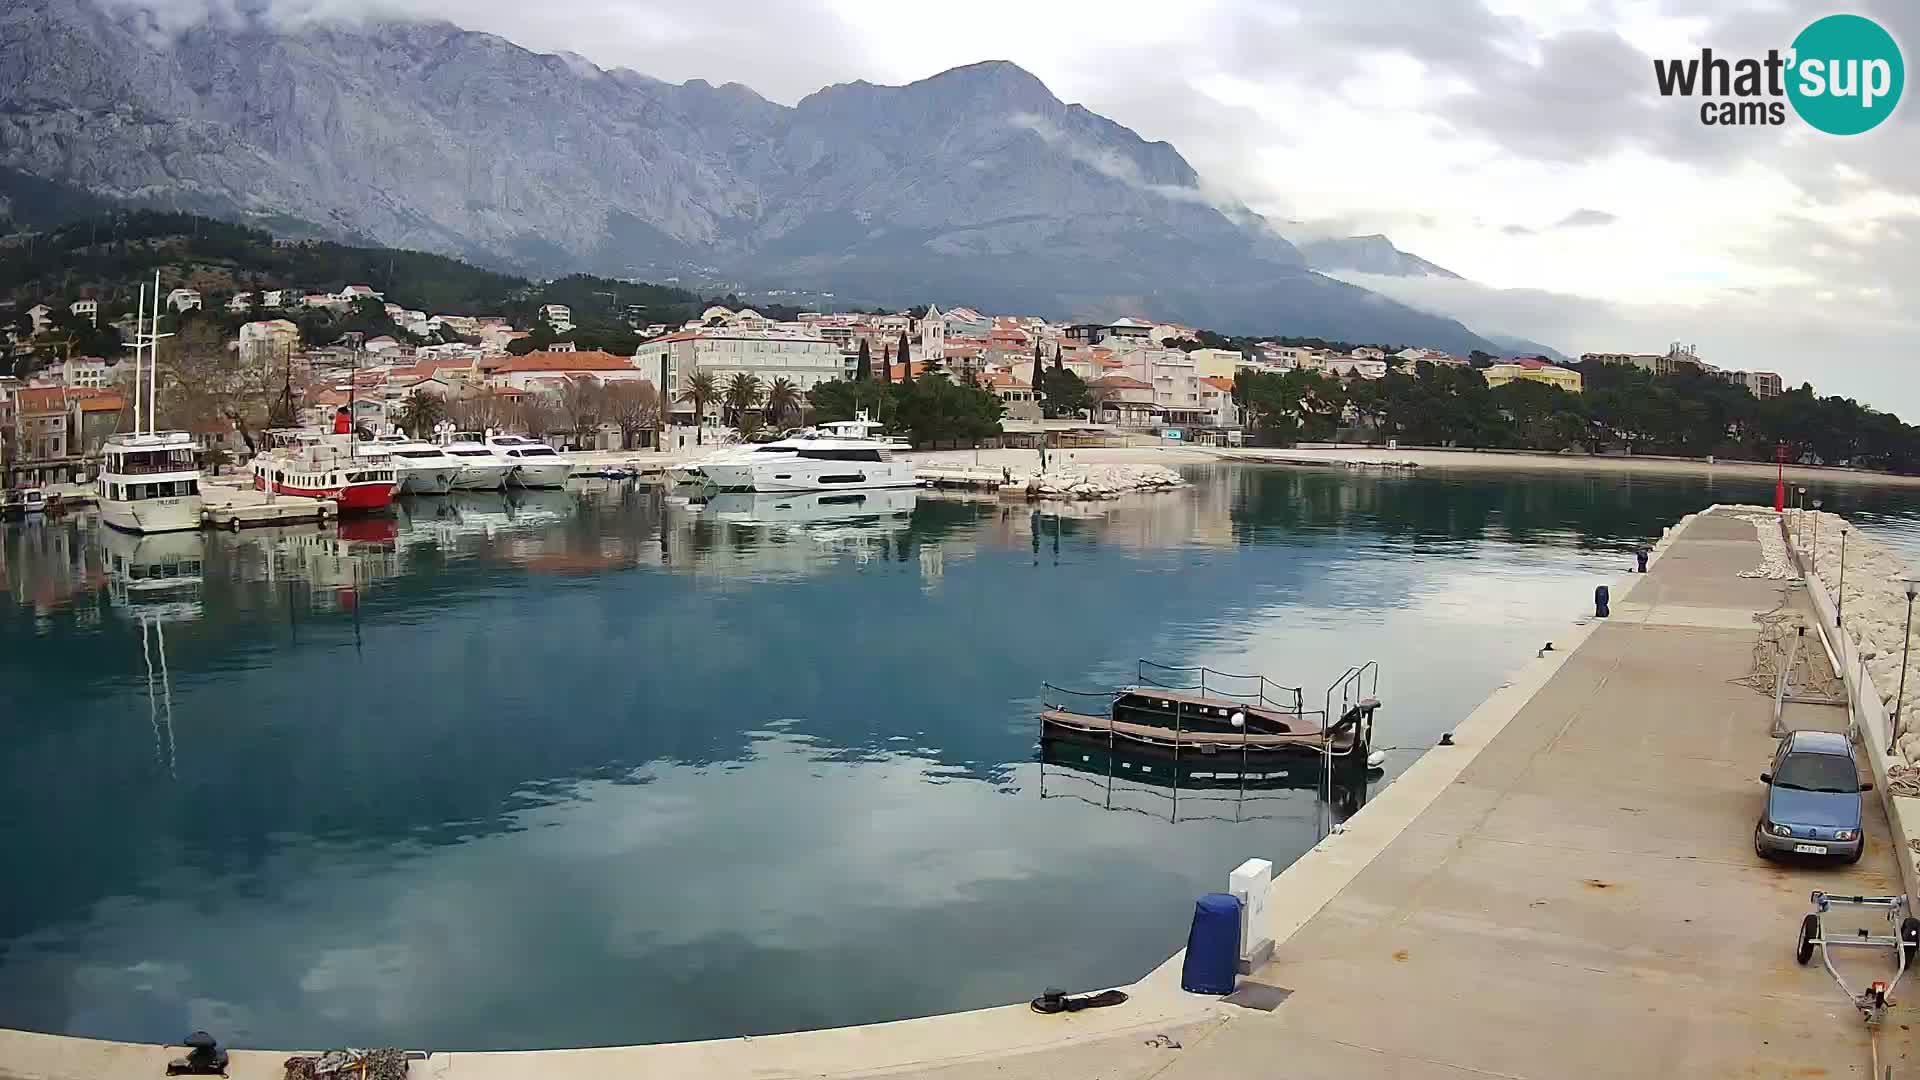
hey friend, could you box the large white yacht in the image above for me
[484,434,573,489]
[372,434,463,494]
[438,433,514,491]
[98,276,204,533]
[698,416,915,493]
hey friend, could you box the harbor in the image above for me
[6,471,1920,1077]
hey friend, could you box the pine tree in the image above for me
[856,339,871,381]
[1031,342,1045,415]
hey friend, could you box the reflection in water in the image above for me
[5,465,1920,1050]
[1037,739,1369,824]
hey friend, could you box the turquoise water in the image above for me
[3,465,1917,1050]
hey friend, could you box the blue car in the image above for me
[1754,730,1870,864]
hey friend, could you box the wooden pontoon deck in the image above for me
[1039,708,1362,756]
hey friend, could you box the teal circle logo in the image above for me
[1788,14,1903,135]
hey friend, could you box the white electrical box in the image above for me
[1230,857,1274,973]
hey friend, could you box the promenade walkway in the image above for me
[875,506,1910,1078]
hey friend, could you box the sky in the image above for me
[128,0,1920,414]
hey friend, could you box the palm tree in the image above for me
[394,388,448,439]
[723,371,763,426]
[763,377,801,429]
[680,371,719,445]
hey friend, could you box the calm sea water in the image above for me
[4,464,1919,1051]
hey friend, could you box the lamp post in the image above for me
[1837,528,1848,628]
[1897,580,1919,754]
[1810,499,1822,575]
[1796,487,1808,551]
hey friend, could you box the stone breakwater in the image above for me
[1753,505,1920,766]
[1028,464,1185,500]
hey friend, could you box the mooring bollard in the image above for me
[1594,584,1610,618]
[1635,545,1649,573]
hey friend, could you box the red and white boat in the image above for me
[250,430,398,514]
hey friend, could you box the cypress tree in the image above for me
[1032,342,1046,417]
[856,339,871,381]
[898,332,913,385]
[881,343,892,386]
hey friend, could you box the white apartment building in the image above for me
[239,319,301,370]
[1188,348,1243,380]
[1324,357,1388,379]
[635,326,844,424]
[539,304,574,333]
[63,355,112,388]
[166,288,202,313]
[69,299,98,327]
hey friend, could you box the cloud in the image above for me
[1556,208,1616,228]
[1006,111,1227,210]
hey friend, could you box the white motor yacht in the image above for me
[698,415,915,493]
[372,434,463,494]
[485,434,573,489]
[438,432,514,491]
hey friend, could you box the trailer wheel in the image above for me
[1900,917,1920,968]
[1797,914,1820,966]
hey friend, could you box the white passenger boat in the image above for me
[485,434,573,489]
[696,416,915,493]
[438,433,514,491]
[97,276,203,533]
[372,434,463,494]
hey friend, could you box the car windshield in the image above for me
[1774,751,1859,793]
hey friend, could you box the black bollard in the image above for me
[1635,545,1649,573]
[1594,584,1610,618]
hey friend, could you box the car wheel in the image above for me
[1755,828,1771,862]
[1797,914,1820,966]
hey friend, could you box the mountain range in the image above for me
[0,0,1510,354]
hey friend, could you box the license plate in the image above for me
[1794,843,1829,855]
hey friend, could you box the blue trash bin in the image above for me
[1180,892,1241,994]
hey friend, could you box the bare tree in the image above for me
[558,376,607,447]
[151,322,276,454]
[451,390,516,432]
[515,394,559,438]
[605,381,661,450]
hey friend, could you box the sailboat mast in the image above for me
[133,283,146,436]
[149,270,160,432]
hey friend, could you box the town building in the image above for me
[1484,358,1583,393]
[485,350,648,392]
[62,355,112,389]
[920,303,946,363]
[165,289,202,313]
[984,373,1041,422]
[1188,348,1244,380]
[336,284,383,303]
[942,307,990,338]
[539,305,574,333]
[636,326,844,423]
[238,319,301,371]
[1580,344,1700,377]
[1324,357,1389,380]
[69,299,98,327]
[27,304,53,335]
[1744,371,1783,398]
[1088,375,1156,425]
[15,388,70,459]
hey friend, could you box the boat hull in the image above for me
[99,496,204,534]
[507,460,572,489]
[254,473,395,514]
[399,466,460,495]
[701,460,917,493]
[451,463,512,490]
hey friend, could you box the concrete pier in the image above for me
[2,507,1910,1079]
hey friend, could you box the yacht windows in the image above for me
[796,448,883,462]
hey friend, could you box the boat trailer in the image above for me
[1794,890,1920,1078]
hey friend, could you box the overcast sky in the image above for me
[148,0,1920,413]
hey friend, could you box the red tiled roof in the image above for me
[1090,375,1150,389]
[984,372,1030,389]
[491,350,635,374]
[16,388,69,413]
[886,361,930,380]
[1200,376,1234,391]
[75,393,126,412]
